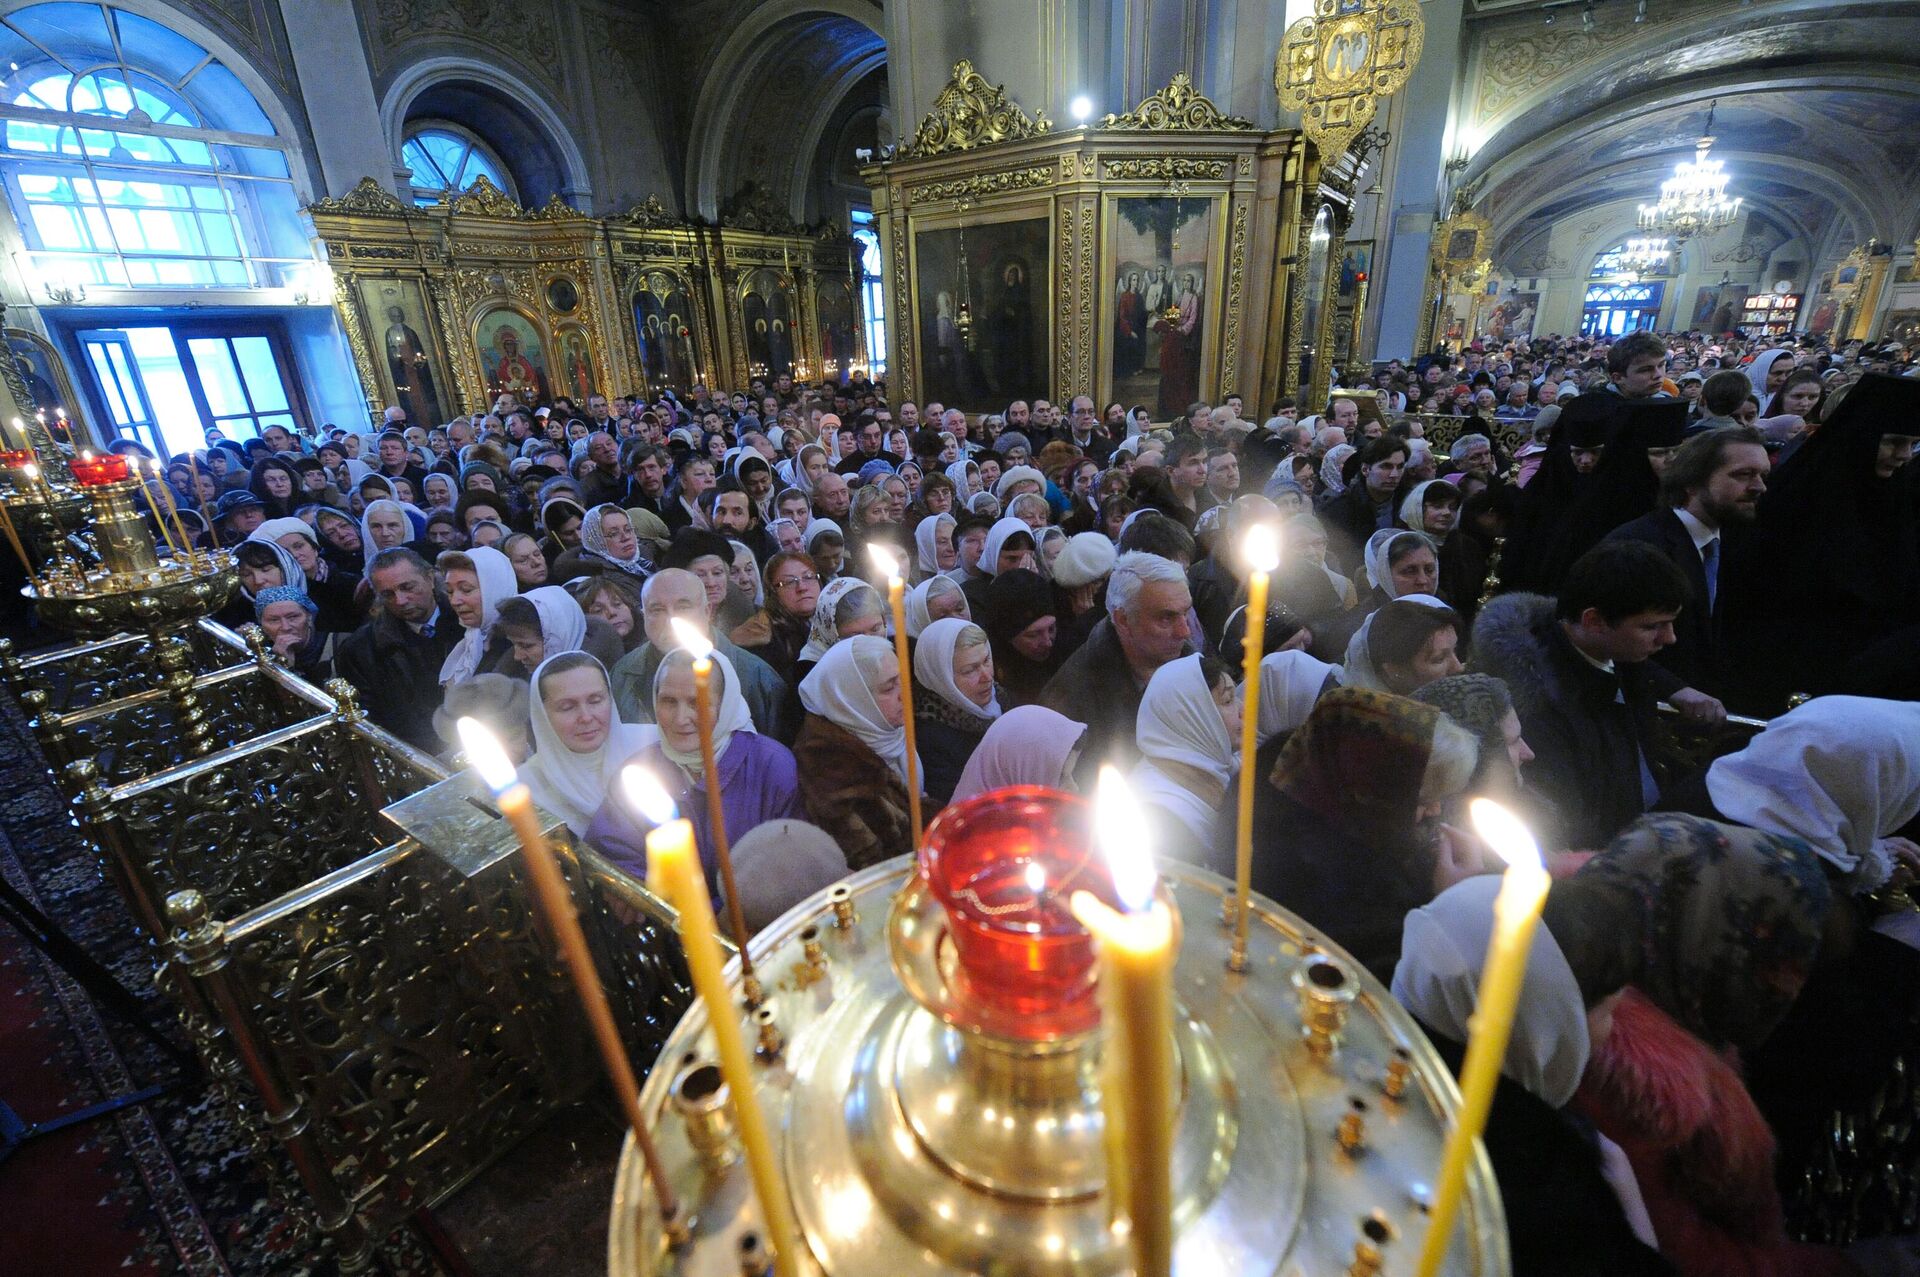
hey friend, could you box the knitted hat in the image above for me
[727,819,849,933]
[1050,532,1116,588]
[992,464,1046,501]
[993,431,1033,456]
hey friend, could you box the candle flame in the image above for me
[81,449,94,461]
[456,716,519,793]
[1024,861,1046,893]
[1468,797,1542,871]
[668,615,714,661]
[22,464,38,480]
[867,542,901,583]
[620,764,679,826]
[1094,764,1157,912]
[1242,523,1281,574]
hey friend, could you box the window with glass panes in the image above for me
[0,4,308,290]
[401,123,514,206]
[851,208,886,375]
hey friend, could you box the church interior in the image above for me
[2,0,1919,1274]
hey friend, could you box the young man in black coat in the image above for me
[1469,540,1724,850]
[335,547,458,752]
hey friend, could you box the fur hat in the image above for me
[432,673,530,751]
[727,819,849,933]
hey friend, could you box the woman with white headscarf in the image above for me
[945,457,983,499]
[904,574,969,637]
[220,533,308,628]
[796,577,885,672]
[1392,876,1663,1274]
[1340,594,1461,695]
[1745,348,1795,408]
[1318,442,1357,497]
[559,502,651,581]
[1256,649,1340,748]
[1695,695,1920,894]
[950,705,1088,803]
[1130,654,1240,869]
[489,583,625,677]
[794,634,919,869]
[584,647,801,894]
[360,497,423,571]
[914,511,958,578]
[515,652,658,837]
[1363,528,1442,603]
[912,617,1000,805]
[437,544,519,686]
[960,516,1035,613]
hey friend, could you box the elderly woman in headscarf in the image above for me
[793,577,885,684]
[313,506,364,574]
[945,457,983,501]
[1392,876,1669,1277]
[731,550,818,684]
[1249,687,1486,980]
[513,652,658,838]
[949,705,1088,804]
[490,583,625,677]
[436,544,518,687]
[553,502,652,582]
[912,617,1001,806]
[914,511,959,579]
[1251,649,1340,760]
[982,567,1061,708]
[793,635,919,869]
[804,518,846,581]
[1131,654,1240,871]
[223,533,306,627]
[959,515,1036,614]
[1411,673,1536,804]
[905,574,969,638]
[585,647,802,895]
[1546,814,1875,1277]
[1317,442,1357,499]
[253,584,336,682]
[1340,595,1463,697]
[360,497,425,571]
[1399,478,1487,618]
[1314,528,1443,661]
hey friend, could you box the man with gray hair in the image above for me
[1040,551,1194,775]
[1449,432,1496,480]
[609,568,792,740]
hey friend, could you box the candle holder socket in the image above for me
[1337,1110,1366,1154]
[800,925,826,969]
[736,1230,774,1276]
[670,1061,736,1175]
[828,883,856,929]
[1293,953,1359,1058]
[753,1006,782,1059]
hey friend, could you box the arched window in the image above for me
[400,122,514,206]
[851,207,885,375]
[0,3,306,289]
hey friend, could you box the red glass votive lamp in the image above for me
[0,449,31,471]
[920,785,1115,1034]
[71,452,131,487]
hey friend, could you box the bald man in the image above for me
[609,568,792,741]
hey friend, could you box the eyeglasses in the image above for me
[774,571,821,589]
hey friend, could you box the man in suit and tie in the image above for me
[1604,425,1769,697]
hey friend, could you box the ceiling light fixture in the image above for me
[1638,99,1743,243]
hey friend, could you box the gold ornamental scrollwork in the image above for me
[305,177,410,217]
[617,196,685,228]
[906,166,1055,206]
[1220,202,1251,394]
[1277,0,1426,157]
[447,175,527,219]
[1098,72,1255,132]
[899,59,1053,159]
[1101,157,1231,182]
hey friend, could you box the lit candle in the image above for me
[1231,523,1280,969]
[666,615,761,999]
[626,766,801,1277]
[453,720,686,1243]
[1069,766,1176,1276]
[136,469,183,558]
[868,544,922,849]
[148,460,199,563]
[21,463,52,502]
[1414,798,1551,1277]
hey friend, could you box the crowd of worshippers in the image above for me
[108,327,1920,1275]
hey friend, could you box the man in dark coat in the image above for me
[1603,425,1768,698]
[1469,540,1722,850]
[1039,551,1193,779]
[335,547,458,752]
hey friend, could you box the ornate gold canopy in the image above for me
[898,59,1054,159]
[1277,0,1426,157]
[1098,72,1256,132]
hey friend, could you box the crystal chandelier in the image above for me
[1616,237,1671,275]
[1639,101,1742,242]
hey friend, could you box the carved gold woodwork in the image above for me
[1830,241,1892,341]
[1417,206,1494,353]
[1098,72,1256,133]
[307,179,860,414]
[1277,0,1426,158]
[899,60,1054,159]
[866,111,1303,415]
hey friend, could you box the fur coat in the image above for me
[791,713,915,871]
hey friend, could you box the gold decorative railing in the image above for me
[2,617,695,1272]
